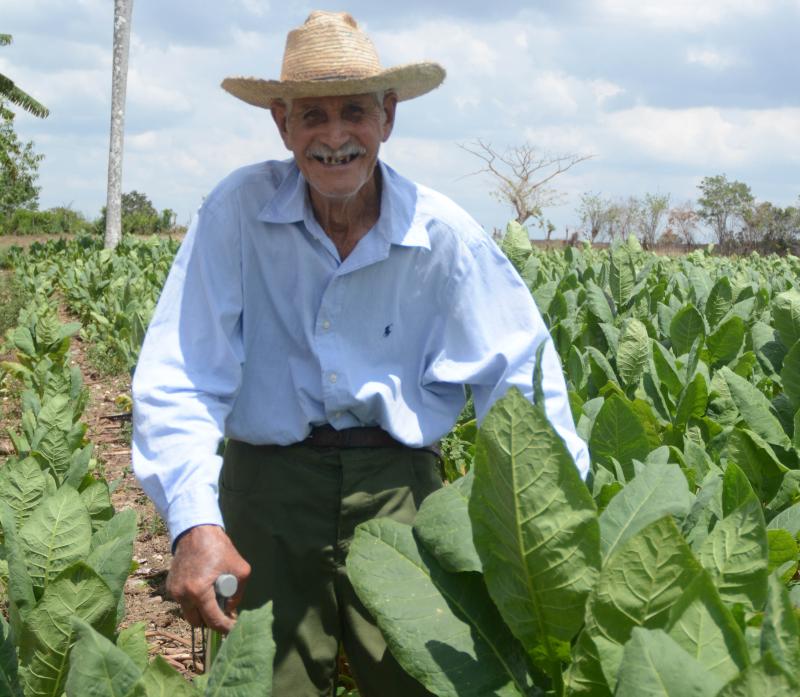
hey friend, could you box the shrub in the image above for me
[94,191,179,236]
[0,206,92,236]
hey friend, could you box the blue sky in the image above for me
[2,0,798,239]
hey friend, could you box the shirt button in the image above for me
[321,320,331,330]
[329,372,338,384]
[334,411,343,419]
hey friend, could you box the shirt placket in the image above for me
[315,270,349,426]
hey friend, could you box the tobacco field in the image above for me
[1,226,799,696]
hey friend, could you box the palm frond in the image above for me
[0,74,49,118]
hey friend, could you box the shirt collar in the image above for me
[257,160,431,251]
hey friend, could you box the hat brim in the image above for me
[221,62,445,109]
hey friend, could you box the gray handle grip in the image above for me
[214,573,238,610]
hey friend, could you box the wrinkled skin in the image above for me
[167,524,251,633]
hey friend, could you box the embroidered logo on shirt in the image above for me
[383,323,393,337]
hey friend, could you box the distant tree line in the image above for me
[577,176,800,255]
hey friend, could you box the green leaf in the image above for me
[0,503,35,626]
[723,429,788,504]
[564,630,611,697]
[9,326,36,357]
[586,517,702,691]
[719,367,792,450]
[205,603,276,697]
[670,305,705,357]
[721,462,758,519]
[86,525,136,603]
[697,497,768,611]
[772,289,800,351]
[140,656,197,697]
[599,463,692,561]
[116,623,149,674]
[500,221,532,273]
[65,618,146,697]
[349,520,533,696]
[80,479,115,526]
[766,529,798,579]
[715,653,800,696]
[616,319,650,388]
[585,280,614,324]
[609,245,636,308]
[413,471,481,573]
[707,316,745,366]
[470,389,600,660]
[0,457,47,529]
[651,341,683,397]
[92,509,138,551]
[0,615,23,697]
[781,340,800,410]
[666,571,749,683]
[614,628,724,697]
[588,394,650,480]
[674,373,708,430]
[20,485,92,593]
[760,574,800,678]
[586,347,619,392]
[705,277,734,328]
[21,563,117,697]
[768,504,800,537]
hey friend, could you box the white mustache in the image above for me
[306,142,366,162]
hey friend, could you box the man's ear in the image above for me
[381,91,398,142]
[270,101,291,148]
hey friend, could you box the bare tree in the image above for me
[635,193,670,249]
[666,202,699,248]
[104,0,134,250]
[461,139,592,229]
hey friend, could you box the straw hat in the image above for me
[221,10,445,108]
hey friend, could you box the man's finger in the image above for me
[197,591,235,634]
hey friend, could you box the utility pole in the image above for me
[104,0,133,249]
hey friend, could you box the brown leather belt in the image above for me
[302,424,440,456]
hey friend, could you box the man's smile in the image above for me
[311,152,360,166]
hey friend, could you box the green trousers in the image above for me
[218,440,442,697]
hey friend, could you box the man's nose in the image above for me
[318,117,350,148]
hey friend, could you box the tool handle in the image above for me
[214,573,238,609]
[206,574,238,671]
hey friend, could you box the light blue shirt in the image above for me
[132,159,590,541]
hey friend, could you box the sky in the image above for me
[1,0,799,239]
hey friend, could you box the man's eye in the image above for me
[343,106,365,120]
[302,110,324,123]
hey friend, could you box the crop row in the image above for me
[2,229,800,696]
[0,278,276,695]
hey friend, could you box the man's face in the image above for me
[271,92,397,201]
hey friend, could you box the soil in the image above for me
[64,321,204,677]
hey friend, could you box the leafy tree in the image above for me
[462,139,592,231]
[0,99,43,218]
[0,34,49,118]
[96,190,176,235]
[740,200,800,254]
[696,174,754,250]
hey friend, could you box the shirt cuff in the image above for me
[165,484,225,546]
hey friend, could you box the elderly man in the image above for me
[132,10,589,697]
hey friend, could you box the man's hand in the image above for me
[167,524,251,634]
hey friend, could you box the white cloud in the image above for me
[686,47,741,70]
[596,0,774,28]
[602,106,800,165]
